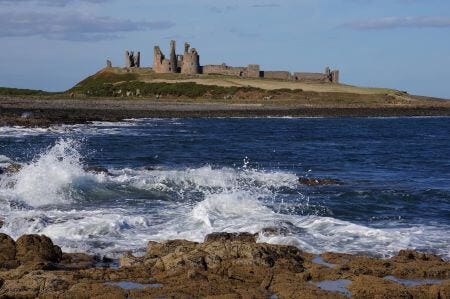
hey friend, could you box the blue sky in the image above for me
[0,0,449,98]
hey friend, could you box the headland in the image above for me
[1,40,449,126]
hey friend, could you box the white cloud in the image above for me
[343,16,450,30]
[0,0,109,6]
[0,11,174,41]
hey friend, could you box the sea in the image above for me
[0,117,449,259]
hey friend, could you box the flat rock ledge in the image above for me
[0,232,449,298]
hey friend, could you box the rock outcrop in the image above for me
[0,232,449,298]
[15,234,62,264]
[298,177,343,186]
[0,163,23,175]
[0,234,17,269]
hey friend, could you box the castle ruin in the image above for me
[153,41,200,75]
[125,40,340,83]
[124,51,141,68]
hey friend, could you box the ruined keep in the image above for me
[125,51,140,68]
[151,40,340,83]
[181,43,200,75]
[153,40,180,73]
[154,41,200,74]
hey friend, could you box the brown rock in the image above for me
[66,282,126,299]
[348,275,412,299]
[429,280,450,299]
[0,276,43,298]
[392,249,443,262]
[84,166,110,175]
[146,239,198,257]
[0,233,16,262]
[391,250,450,279]
[0,232,449,298]
[0,233,19,269]
[204,232,257,243]
[60,252,97,270]
[2,163,22,175]
[298,177,343,186]
[119,251,144,268]
[15,234,62,264]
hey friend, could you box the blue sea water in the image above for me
[0,117,449,258]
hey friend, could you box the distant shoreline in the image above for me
[1,96,450,127]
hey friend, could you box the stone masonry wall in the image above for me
[262,71,292,80]
[181,43,200,75]
[293,72,329,82]
[202,64,261,78]
[202,65,247,77]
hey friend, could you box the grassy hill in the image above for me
[70,67,398,95]
[2,67,448,108]
[0,87,53,96]
[66,67,432,107]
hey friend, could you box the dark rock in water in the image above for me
[15,234,62,264]
[21,111,33,119]
[60,253,96,270]
[259,226,290,236]
[0,233,16,265]
[84,166,110,175]
[298,177,343,186]
[94,255,117,268]
[0,219,3,228]
[2,163,23,175]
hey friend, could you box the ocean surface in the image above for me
[0,117,449,259]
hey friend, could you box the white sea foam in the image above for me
[0,136,449,258]
[0,155,12,167]
[0,119,187,138]
[0,139,102,207]
[0,126,50,137]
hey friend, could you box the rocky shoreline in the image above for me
[0,232,449,298]
[1,96,450,127]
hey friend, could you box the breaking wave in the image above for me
[0,137,449,259]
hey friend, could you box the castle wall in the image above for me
[293,72,329,82]
[202,65,246,77]
[160,60,173,73]
[153,46,164,73]
[125,51,140,68]
[331,70,339,83]
[202,64,261,78]
[154,45,177,73]
[246,64,260,78]
[263,71,292,80]
[181,49,200,75]
[169,40,178,73]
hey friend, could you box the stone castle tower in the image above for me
[125,51,140,68]
[181,43,200,75]
[153,40,200,74]
[169,40,178,73]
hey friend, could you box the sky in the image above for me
[0,0,449,98]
